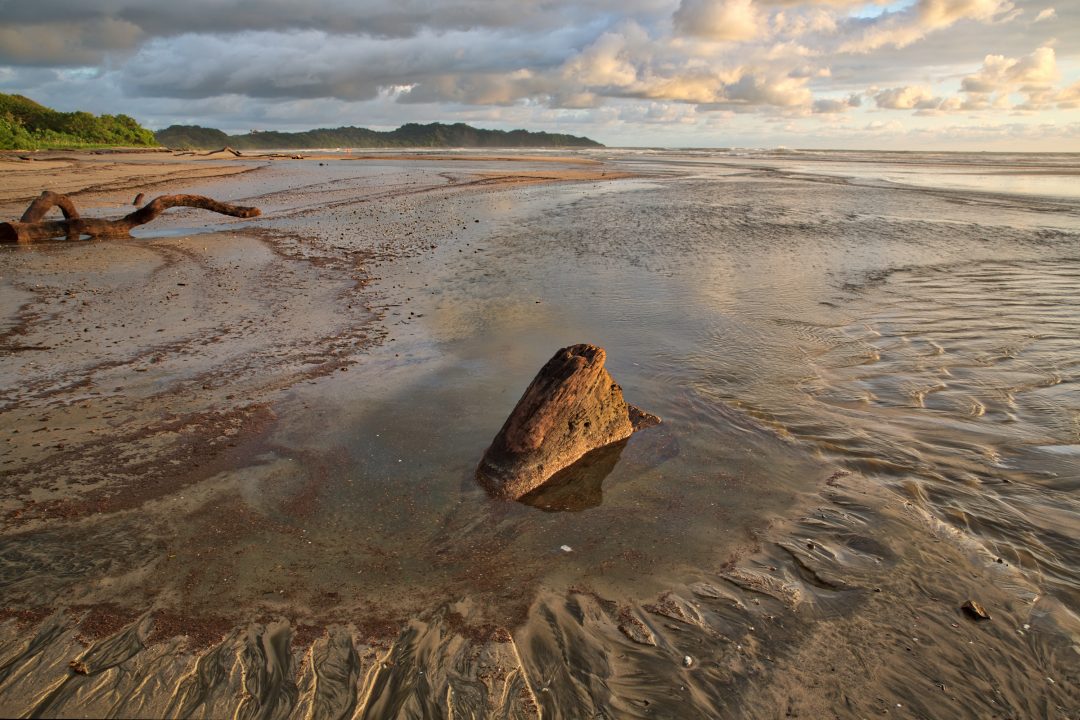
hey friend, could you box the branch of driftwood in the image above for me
[0,190,261,244]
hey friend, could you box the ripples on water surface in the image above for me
[1,150,1078,717]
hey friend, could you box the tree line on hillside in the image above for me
[0,93,158,150]
[156,122,603,149]
[0,92,603,151]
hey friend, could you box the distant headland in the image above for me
[155,122,603,150]
[0,92,602,151]
[0,93,158,150]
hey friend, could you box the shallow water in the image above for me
[1,150,1079,717]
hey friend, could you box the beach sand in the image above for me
[0,152,256,211]
[1,149,630,522]
[0,150,642,717]
[1,149,1076,718]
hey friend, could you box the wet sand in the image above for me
[0,151,662,717]
[1,150,1078,718]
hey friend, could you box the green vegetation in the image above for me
[0,93,600,151]
[152,125,231,149]
[0,93,159,150]
[156,122,603,149]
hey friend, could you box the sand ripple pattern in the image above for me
[799,259,1080,607]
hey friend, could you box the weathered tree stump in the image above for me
[0,191,260,244]
[477,344,660,500]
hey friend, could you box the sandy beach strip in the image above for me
[0,149,629,215]
[0,152,260,212]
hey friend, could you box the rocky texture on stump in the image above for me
[477,343,660,500]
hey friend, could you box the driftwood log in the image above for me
[0,190,260,244]
[477,344,660,500]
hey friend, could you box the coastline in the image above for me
[1,150,1077,718]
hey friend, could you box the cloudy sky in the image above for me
[0,0,1077,149]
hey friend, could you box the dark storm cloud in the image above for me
[117,25,588,103]
[0,0,674,64]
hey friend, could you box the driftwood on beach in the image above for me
[477,343,660,500]
[0,190,261,245]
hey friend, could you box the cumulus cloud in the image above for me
[839,0,1017,53]
[873,85,942,109]
[673,0,764,42]
[566,30,820,110]
[918,0,1015,27]
[959,45,1057,109]
[722,72,812,107]
[772,8,838,37]
[960,46,1057,93]
[867,45,1071,115]
[1058,81,1080,109]
[561,27,647,88]
[812,94,861,113]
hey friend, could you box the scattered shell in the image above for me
[961,600,991,621]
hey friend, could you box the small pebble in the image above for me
[683,655,693,667]
[560,545,572,553]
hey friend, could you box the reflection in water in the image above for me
[518,422,681,513]
[518,440,628,512]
